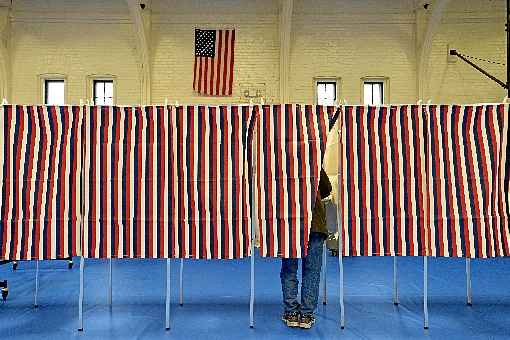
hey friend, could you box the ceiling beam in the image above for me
[0,4,11,101]
[417,0,450,100]
[125,0,151,104]
[279,0,293,103]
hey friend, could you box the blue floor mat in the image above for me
[0,255,509,339]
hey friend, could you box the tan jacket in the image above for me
[311,169,332,235]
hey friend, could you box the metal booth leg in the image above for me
[466,258,472,306]
[107,259,112,308]
[34,260,39,308]
[78,257,85,332]
[424,257,429,330]
[165,259,171,330]
[393,256,399,305]
[179,259,184,306]
[322,242,327,305]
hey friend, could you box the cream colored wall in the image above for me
[2,0,507,106]
[290,0,418,104]
[151,0,280,104]
[9,0,142,104]
[426,2,506,103]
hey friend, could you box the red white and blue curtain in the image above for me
[339,104,510,258]
[426,104,510,258]
[339,105,429,256]
[0,105,83,260]
[82,105,255,259]
[2,103,510,261]
[254,104,340,258]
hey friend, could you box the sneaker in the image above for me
[299,314,316,329]
[281,312,300,328]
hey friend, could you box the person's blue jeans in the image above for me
[280,232,326,316]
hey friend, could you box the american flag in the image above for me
[193,29,235,96]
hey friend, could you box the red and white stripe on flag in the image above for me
[0,105,83,260]
[427,104,510,258]
[83,105,255,259]
[254,104,340,258]
[339,105,429,257]
[193,29,235,96]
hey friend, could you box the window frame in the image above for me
[361,76,390,105]
[363,81,384,106]
[86,75,117,105]
[93,79,115,106]
[313,77,341,106]
[39,73,67,105]
[44,79,66,105]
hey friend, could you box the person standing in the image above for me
[280,168,332,329]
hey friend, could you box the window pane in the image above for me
[317,82,336,106]
[363,83,373,105]
[46,80,65,105]
[95,82,105,100]
[94,80,114,105]
[105,82,113,98]
[364,82,384,106]
[372,83,383,105]
[325,83,335,100]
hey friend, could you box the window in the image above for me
[45,80,65,105]
[363,81,384,106]
[93,80,114,105]
[316,81,337,106]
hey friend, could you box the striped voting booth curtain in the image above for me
[427,104,510,258]
[0,105,83,260]
[254,104,340,258]
[340,105,429,257]
[83,105,255,259]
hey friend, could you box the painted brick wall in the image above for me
[426,2,507,103]
[290,0,417,103]
[4,0,507,106]
[9,0,142,104]
[151,0,280,104]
